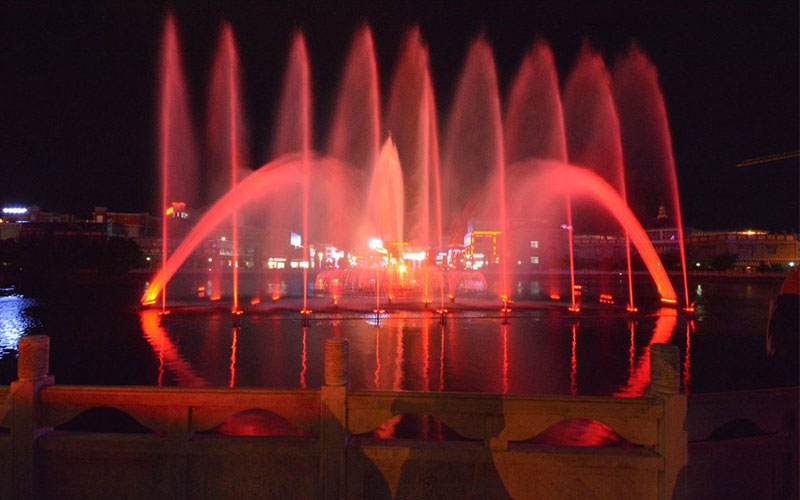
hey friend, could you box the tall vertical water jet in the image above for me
[612,44,690,309]
[156,14,198,310]
[504,41,576,308]
[208,22,249,312]
[328,26,381,174]
[386,28,444,304]
[424,77,445,306]
[564,45,634,310]
[366,139,405,244]
[272,31,313,313]
[387,28,431,246]
[443,35,507,299]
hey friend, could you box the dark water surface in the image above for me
[1,274,794,397]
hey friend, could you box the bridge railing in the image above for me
[0,335,688,500]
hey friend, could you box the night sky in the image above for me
[1,1,797,232]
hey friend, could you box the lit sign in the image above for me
[368,238,383,250]
[2,207,27,214]
[402,251,426,261]
[290,232,302,247]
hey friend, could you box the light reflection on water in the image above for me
[0,291,39,359]
[139,306,690,399]
[139,307,691,444]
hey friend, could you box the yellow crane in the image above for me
[736,150,799,167]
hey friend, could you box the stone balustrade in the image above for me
[0,336,693,499]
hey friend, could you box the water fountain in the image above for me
[144,16,688,315]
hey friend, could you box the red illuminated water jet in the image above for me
[612,44,691,309]
[207,23,248,313]
[564,45,635,310]
[146,22,690,315]
[157,14,198,312]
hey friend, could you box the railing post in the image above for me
[320,338,348,500]
[10,335,55,500]
[647,343,687,500]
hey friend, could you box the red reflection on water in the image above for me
[422,318,430,391]
[570,322,579,395]
[502,323,509,394]
[439,325,445,392]
[683,320,694,394]
[628,320,636,372]
[373,326,381,389]
[300,326,307,389]
[229,328,238,388]
[614,308,677,397]
[139,310,207,387]
[158,335,165,387]
[393,325,404,390]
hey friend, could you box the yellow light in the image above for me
[165,207,174,216]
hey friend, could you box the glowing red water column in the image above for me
[508,162,678,303]
[564,45,635,310]
[443,35,507,299]
[208,23,248,313]
[270,31,313,311]
[328,26,380,174]
[612,45,691,309]
[157,14,198,311]
[505,41,578,308]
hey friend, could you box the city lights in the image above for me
[2,207,27,214]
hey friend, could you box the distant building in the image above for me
[18,221,126,240]
[643,205,687,255]
[572,234,626,266]
[686,230,798,271]
[463,219,502,271]
[93,207,159,239]
[2,205,76,224]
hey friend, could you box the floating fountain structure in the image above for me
[143,15,690,315]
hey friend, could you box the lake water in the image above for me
[1,273,794,397]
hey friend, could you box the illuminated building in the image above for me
[463,219,502,270]
[685,230,799,271]
[93,206,159,238]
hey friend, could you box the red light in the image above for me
[626,304,639,313]
[549,293,560,301]
[599,294,614,304]
[300,309,312,315]
[250,297,261,305]
[568,306,580,313]
[143,299,156,306]
[660,297,678,306]
[210,294,221,301]
[272,294,280,302]
[436,308,448,314]
[232,308,243,315]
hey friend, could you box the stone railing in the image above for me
[0,335,688,500]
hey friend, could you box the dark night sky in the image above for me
[1,1,797,231]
